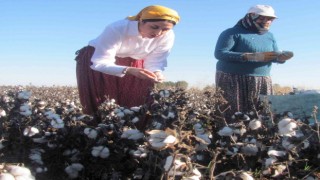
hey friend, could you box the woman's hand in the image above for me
[154,71,165,83]
[276,51,294,63]
[243,52,279,62]
[125,67,159,82]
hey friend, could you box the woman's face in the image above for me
[138,21,174,38]
[255,16,275,29]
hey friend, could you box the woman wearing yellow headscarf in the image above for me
[75,5,180,115]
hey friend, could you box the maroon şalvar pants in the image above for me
[75,46,154,115]
[215,71,273,121]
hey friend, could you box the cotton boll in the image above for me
[271,164,287,177]
[91,146,110,158]
[301,140,310,149]
[20,110,32,116]
[226,147,239,156]
[163,135,177,144]
[238,172,254,180]
[23,126,40,137]
[29,153,44,165]
[249,119,262,130]
[164,156,174,171]
[32,137,47,144]
[123,109,134,115]
[14,175,35,180]
[35,167,48,173]
[17,91,32,100]
[0,173,15,180]
[70,163,84,171]
[131,117,139,123]
[194,123,205,135]
[281,138,295,150]
[167,112,175,118]
[233,127,247,136]
[149,141,166,150]
[265,157,277,167]
[267,150,286,158]
[84,128,98,139]
[130,106,140,112]
[183,168,202,180]
[91,146,102,157]
[121,129,144,140]
[6,165,32,177]
[116,111,125,118]
[0,140,5,150]
[99,147,110,158]
[278,118,297,136]
[113,108,122,113]
[152,121,162,129]
[65,166,79,179]
[51,118,65,129]
[159,90,170,97]
[241,144,258,156]
[218,126,233,136]
[131,148,148,158]
[196,134,211,144]
[0,109,6,117]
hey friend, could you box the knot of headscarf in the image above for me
[127,5,180,24]
[236,13,269,34]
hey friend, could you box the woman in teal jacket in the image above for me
[214,5,293,121]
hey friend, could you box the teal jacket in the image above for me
[214,24,279,76]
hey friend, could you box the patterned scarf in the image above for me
[236,14,269,34]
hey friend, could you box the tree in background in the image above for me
[156,81,188,90]
[273,84,292,95]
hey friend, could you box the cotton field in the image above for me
[0,85,319,180]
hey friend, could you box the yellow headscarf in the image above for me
[127,5,180,24]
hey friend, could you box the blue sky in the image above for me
[1,1,319,89]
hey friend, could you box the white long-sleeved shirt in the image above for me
[88,19,175,77]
